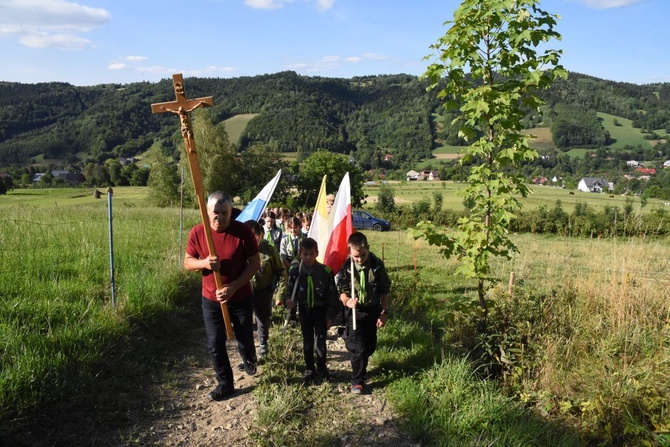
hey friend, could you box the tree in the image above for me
[432,190,444,213]
[415,0,566,323]
[106,159,127,186]
[375,183,396,213]
[147,148,180,207]
[181,112,241,205]
[297,150,366,209]
[37,170,54,188]
[239,144,288,203]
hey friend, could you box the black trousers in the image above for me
[253,285,274,347]
[298,304,328,374]
[202,295,257,388]
[344,307,380,386]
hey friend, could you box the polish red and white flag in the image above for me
[322,172,353,273]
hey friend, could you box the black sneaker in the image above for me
[317,369,330,382]
[208,385,235,401]
[244,360,257,376]
[237,362,245,371]
[303,369,316,382]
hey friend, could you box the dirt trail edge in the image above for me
[2,307,418,447]
[123,325,417,447]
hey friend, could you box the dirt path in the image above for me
[0,314,416,447]
[2,305,416,447]
[117,325,416,446]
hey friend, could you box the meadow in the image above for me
[362,180,667,214]
[2,186,670,445]
[598,112,654,150]
[222,113,259,145]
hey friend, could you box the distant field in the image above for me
[6,181,667,216]
[222,113,259,145]
[2,187,150,208]
[522,126,556,150]
[564,148,589,158]
[282,151,299,162]
[432,145,465,159]
[599,112,652,150]
[363,180,666,214]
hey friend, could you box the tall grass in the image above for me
[387,358,581,446]
[0,200,199,420]
[366,231,670,445]
[490,234,670,444]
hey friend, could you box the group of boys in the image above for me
[185,191,390,402]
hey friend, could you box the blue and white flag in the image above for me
[235,169,282,223]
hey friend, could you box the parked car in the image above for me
[352,210,391,232]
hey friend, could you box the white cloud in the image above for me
[108,63,126,70]
[244,0,332,11]
[344,56,361,63]
[21,32,91,49]
[315,0,335,11]
[125,56,149,62]
[321,55,341,62]
[577,0,643,8]
[0,0,110,49]
[244,0,292,10]
[362,52,389,61]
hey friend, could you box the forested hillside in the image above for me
[0,72,437,168]
[1,71,669,171]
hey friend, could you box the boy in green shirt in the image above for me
[336,232,391,394]
[245,220,287,359]
[284,238,339,382]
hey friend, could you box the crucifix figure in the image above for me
[151,74,234,340]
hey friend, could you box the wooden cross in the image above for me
[151,73,234,340]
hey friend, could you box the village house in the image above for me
[635,167,656,176]
[383,154,393,162]
[406,170,420,181]
[626,160,639,167]
[419,169,440,181]
[577,177,611,193]
[663,160,670,168]
[33,170,85,186]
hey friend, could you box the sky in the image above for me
[0,0,666,87]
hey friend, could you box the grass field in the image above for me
[522,126,556,150]
[222,113,259,145]
[362,180,666,213]
[599,112,653,150]
[2,188,669,444]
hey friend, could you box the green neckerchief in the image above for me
[264,229,274,247]
[306,273,315,308]
[358,267,367,304]
[289,234,300,258]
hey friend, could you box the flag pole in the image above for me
[351,256,357,331]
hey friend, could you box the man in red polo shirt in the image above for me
[185,191,261,401]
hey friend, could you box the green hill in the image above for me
[1,71,669,173]
[598,112,652,150]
